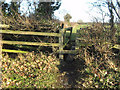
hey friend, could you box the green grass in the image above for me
[64,24,90,43]
[71,24,90,41]
[72,24,90,33]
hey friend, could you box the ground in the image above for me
[56,24,88,88]
[58,57,86,88]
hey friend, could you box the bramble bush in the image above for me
[76,23,120,88]
[2,52,62,88]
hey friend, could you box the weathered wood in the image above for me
[76,30,80,50]
[15,45,37,50]
[0,24,9,28]
[2,40,60,47]
[59,29,64,60]
[1,30,60,37]
[57,50,78,54]
[113,44,120,50]
[1,25,78,58]
[2,49,29,53]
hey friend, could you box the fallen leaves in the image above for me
[2,52,61,88]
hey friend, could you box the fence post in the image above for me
[59,24,64,60]
[69,27,72,42]
[0,4,2,88]
[75,30,79,50]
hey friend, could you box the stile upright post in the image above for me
[75,30,79,50]
[59,24,64,60]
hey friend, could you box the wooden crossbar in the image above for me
[0,23,75,60]
[1,30,60,37]
[2,49,28,53]
[57,50,78,54]
[113,44,120,50]
[0,24,9,28]
[2,40,60,47]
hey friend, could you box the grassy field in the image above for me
[64,24,90,42]
[66,23,120,43]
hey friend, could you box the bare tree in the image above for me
[91,0,120,40]
[91,0,108,24]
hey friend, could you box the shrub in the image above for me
[1,52,62,88]
[76,23,120,88]
[2,12,61,53]
[81,59,120,88]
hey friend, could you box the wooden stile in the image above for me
[1,23,75,60]
[1,23,120,61]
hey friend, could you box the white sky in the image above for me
[54,0,95,22]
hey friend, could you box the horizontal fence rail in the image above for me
[1,30,60,37]
[2,40,60,47]
[113,44,120,50]
[1,24,74,60]
[2,49,29,53]
[1,24,120,60]
[57,50,78,54]
[0,24,9,28]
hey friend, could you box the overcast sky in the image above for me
[54,0,96,22]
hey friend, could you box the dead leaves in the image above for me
[2,52,60,88]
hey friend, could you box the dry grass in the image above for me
[1,52,64,88]
[76,23,120,88]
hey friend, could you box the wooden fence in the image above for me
[0,24,75,60]
[1,24,119,60]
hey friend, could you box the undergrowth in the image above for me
[76,23,120,88]
[1,52,63,88]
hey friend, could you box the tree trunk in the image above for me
[107,0,116,41]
